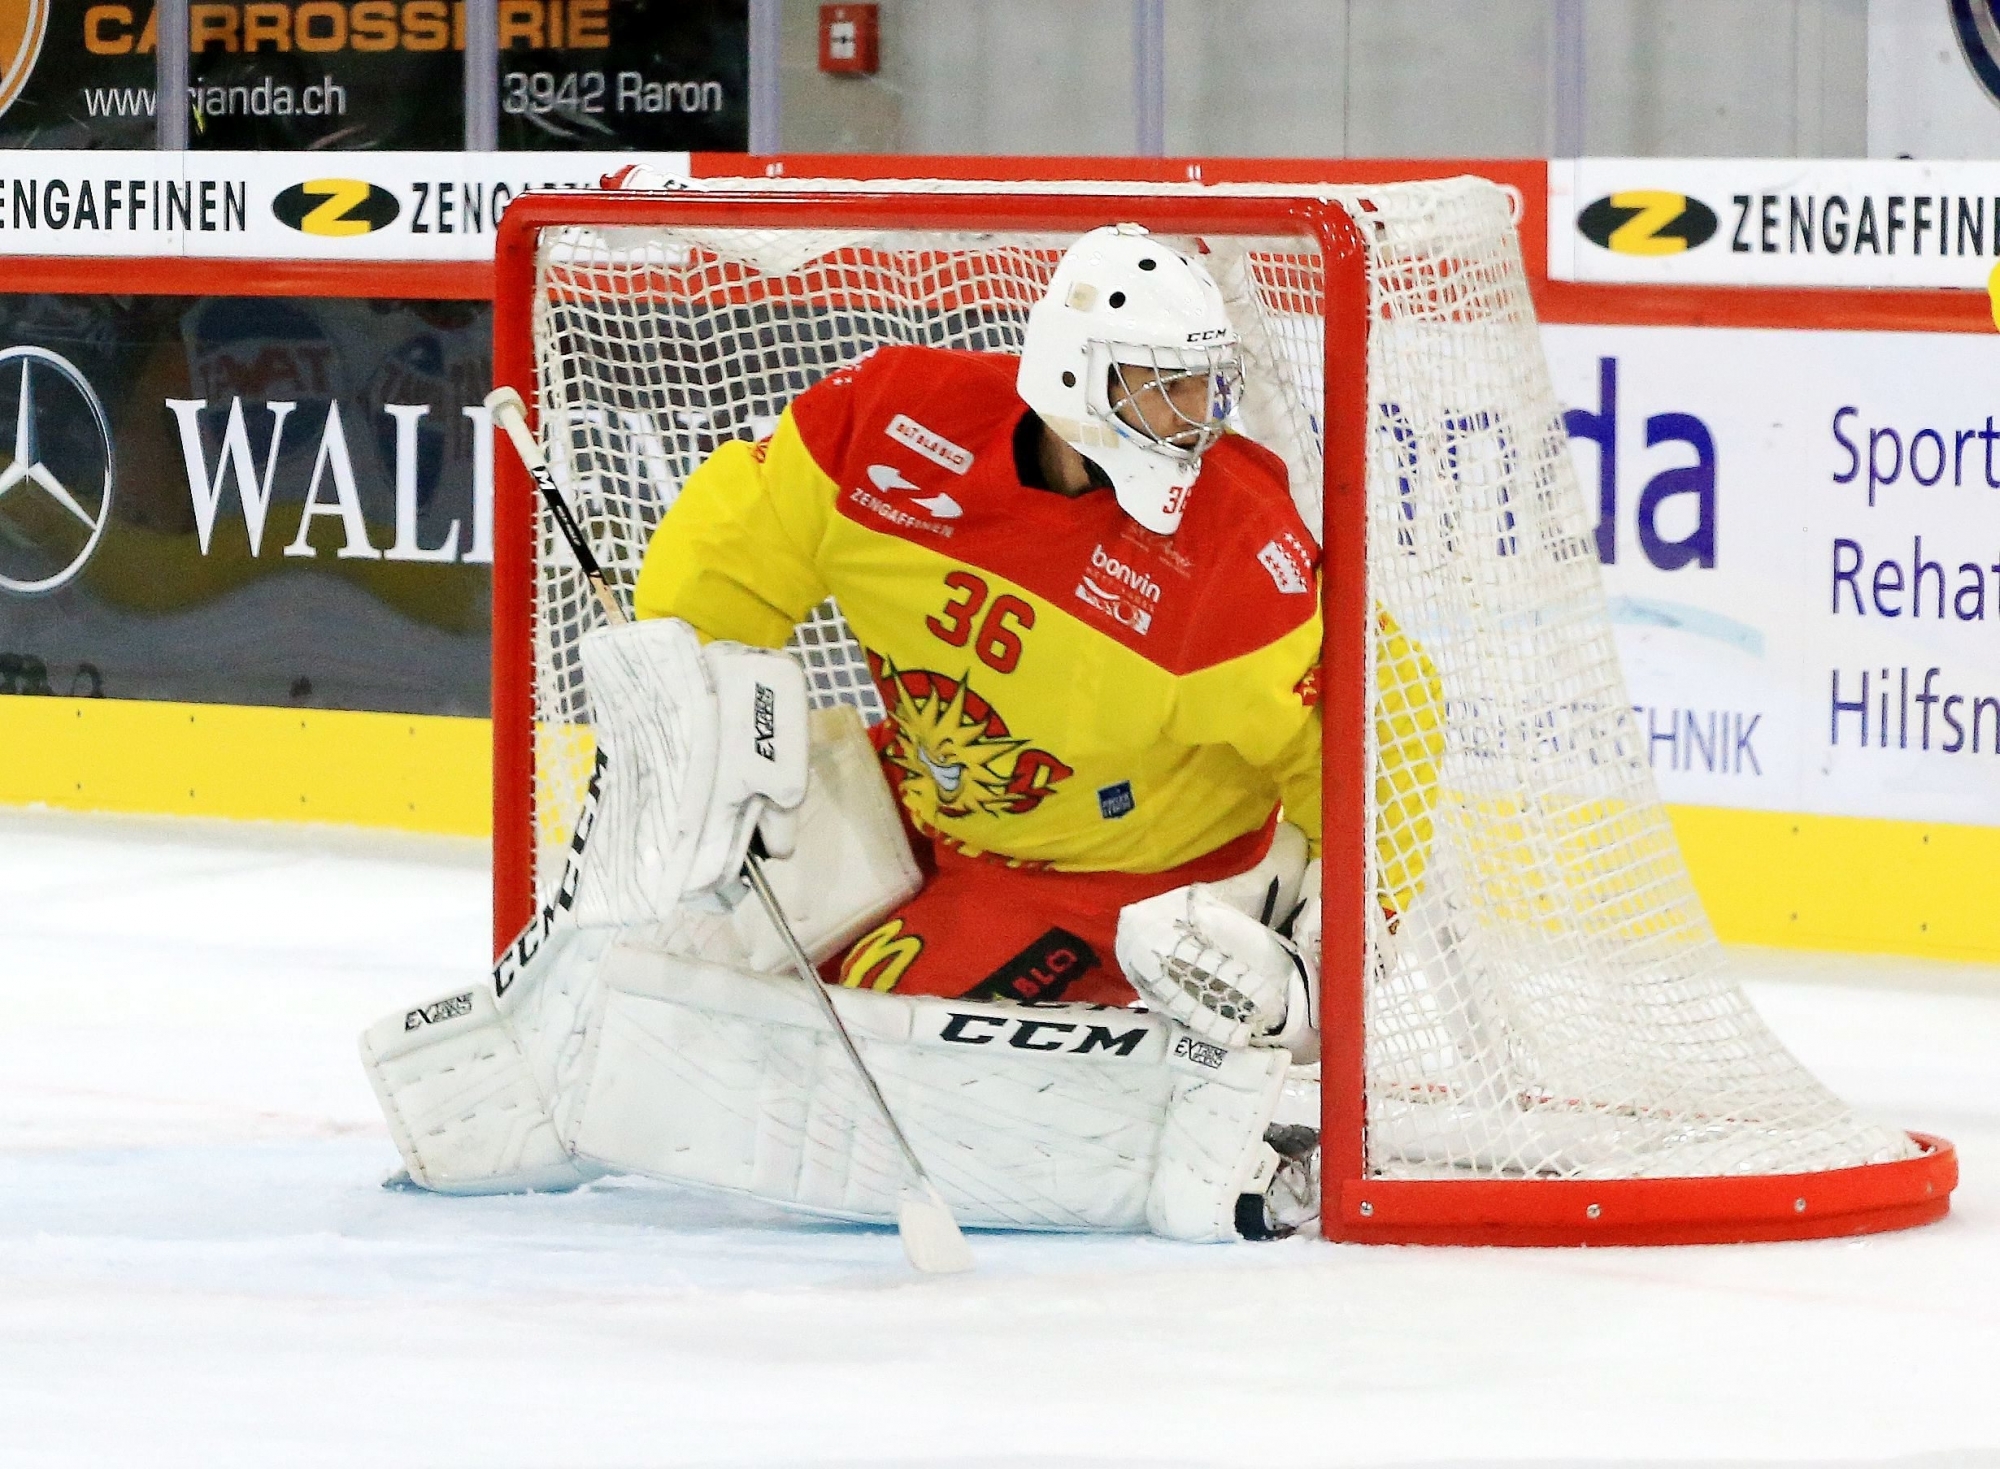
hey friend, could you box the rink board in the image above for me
[1,694,1993,962]
[2,152,1997,964]
[0,695,487,837]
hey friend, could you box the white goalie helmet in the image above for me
[1017,224,1243,535]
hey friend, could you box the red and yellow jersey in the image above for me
[634,345,1326,875]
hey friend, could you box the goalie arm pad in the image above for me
[723,702,922,968]
[571,617,809,926]
[1291,856,1323,976]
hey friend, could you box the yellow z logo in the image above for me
[1576,191,1718,256]
[272,179,402,238]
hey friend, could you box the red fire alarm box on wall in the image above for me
[819,4,880,75]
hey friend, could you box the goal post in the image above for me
[489,177,1954,1247]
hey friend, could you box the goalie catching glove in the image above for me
[1114,825,1319,1061]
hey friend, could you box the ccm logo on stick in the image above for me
[937,1011,1150,1056]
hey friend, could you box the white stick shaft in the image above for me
[485,387,626,629]
[745,854,926,1183]
[483,384,971,1274]
[742,853,972,1274]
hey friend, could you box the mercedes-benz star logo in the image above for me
[0,345,115,595]
[1954,0,2000,108]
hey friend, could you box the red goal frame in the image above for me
[489,187,1954,1247]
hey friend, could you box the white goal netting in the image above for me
[521,176,1914,1185]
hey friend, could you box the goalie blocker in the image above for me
[363,617,1321,1241]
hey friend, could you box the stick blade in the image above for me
[897,1182,973,1274]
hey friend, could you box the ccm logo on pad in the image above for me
[886,413,973,475]
[406,992,474,1030]
[937,1011,1151,1056]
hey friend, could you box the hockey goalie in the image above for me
[362,223,1442,1244]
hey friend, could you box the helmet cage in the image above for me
[1088,341,1244,465]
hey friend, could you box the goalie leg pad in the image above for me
[359,929,617,1195]
[362,700,917,1197]
[564,949,1292,1240]
[1149,1041,1292,1241]
[566,951,1160,1226]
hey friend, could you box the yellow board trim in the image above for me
[1667,803,2000,962]
[2,697,1995,961]
[0,696,489,837]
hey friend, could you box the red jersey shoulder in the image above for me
[788,346,1020,479]
[1158,434,1320,666]
[1189,434,1311,542]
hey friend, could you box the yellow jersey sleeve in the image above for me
[1373,609,1445,921]
[632,409,833,645]
[1170,603,1443,918]
[628,345,1446,891]
[1166,612,1324,856]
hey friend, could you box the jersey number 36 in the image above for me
[925,570,1035,675]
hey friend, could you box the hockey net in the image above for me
[491,176,1950,1244]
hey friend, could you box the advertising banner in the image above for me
[497,0,748,152]
[0,3,751,154]
[1544,322,2000,826]
[0,1,157,148]
[0,148,689,260]
[184,0,465,150]
[0,289,495,716]
[1550,158,2000,290]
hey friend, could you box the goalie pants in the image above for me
[831,809,1276,1006]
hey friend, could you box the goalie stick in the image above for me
[484,386,974,1276]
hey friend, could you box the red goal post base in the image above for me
[1329,1133,1956,1246]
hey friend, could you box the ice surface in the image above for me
[3,808,1998,1469]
